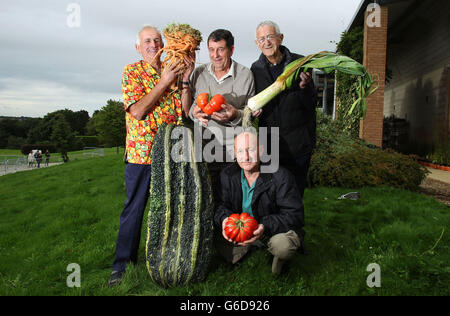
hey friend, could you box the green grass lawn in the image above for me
[0,147,121,165]
[0,153,448,296]
[0,147,121,157]
[0,149,22,156]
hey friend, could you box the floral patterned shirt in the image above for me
[122,60,182,164]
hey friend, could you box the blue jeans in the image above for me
[112,163,151,272]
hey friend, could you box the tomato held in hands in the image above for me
[224,213,259,243]
[202,103,213,115]
[209,94,226,113]
[196,93,210,111]
[203,94,226,115]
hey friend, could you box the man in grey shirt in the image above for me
[189,29,255,160]
[189,28,256,203]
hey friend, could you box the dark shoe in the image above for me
[108,270,125,287]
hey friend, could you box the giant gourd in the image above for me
[146,123,214,287]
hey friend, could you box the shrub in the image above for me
[6,135,26,149]
[21,144,57,155]
[309,111,429,190]
[335,26,364,138]
[75,136,100,148]
[428,142,450,166]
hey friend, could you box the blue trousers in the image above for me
[112,163,151,272]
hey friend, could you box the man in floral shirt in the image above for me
[109,25,194,286]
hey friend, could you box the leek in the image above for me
[243,51,377,128]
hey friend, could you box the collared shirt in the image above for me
[207,61,235,84]
[241,169,257,217]
[189,59,255,155]
[122,60,183,165]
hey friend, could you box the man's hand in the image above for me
[237,224,264,246]
[222,217,265,246]
[299,71,312,89]
[211,103,238,123]
[192,105,210,127]
[160,60,185,86]
[182,53,195,83]
[222,217,234,243]
[252,109,262,118]
[128,61,185,121]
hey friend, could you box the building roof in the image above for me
[346,0,420,32]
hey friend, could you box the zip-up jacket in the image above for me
[214,163,305,244]
[250,46,317,162]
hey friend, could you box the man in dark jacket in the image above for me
[215,130,304,275]
[250,21,317,197]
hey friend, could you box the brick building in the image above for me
[346,0,450,155]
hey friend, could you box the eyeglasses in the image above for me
[256,34,279,44]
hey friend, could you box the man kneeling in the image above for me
[214,129,305,275]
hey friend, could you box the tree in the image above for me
[336,27,363,63]
[27,112,62,144]
[26,109,90,145]
[26,118,45,144]
[7,135,26,149]
[85,110,100,136]
[67,110,90,135]
[0,117,40,148]
[94,100,126,147]
[0,120,11,148]
[51,114,75,162]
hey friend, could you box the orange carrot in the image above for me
[152,24,202,91]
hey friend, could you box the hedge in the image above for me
[308,111,429,190]
[75,136,100,148]
[21,144,57,155]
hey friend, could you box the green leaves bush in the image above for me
[428,142,450,166]
[335,26,364,138]
[309,111,429,190]
[20,144,57,155]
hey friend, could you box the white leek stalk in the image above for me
[247,80,284,111]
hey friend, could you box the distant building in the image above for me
[346,0,450,156]
[313,70,336,117]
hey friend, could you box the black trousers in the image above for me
[282,153,312,198]
[112,163,151,272]
[208,161,233,212]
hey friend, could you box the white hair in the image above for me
[256,21,281,34]
[135,25,161,46]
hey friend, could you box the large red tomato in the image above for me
[196,93,210,111]
[224,213,259,243]
[203,94,226,115]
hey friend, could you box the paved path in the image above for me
[425,167,450,185]
[420,167,450,205]
[0,162,63,176]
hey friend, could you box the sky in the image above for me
[0,0,362,118]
